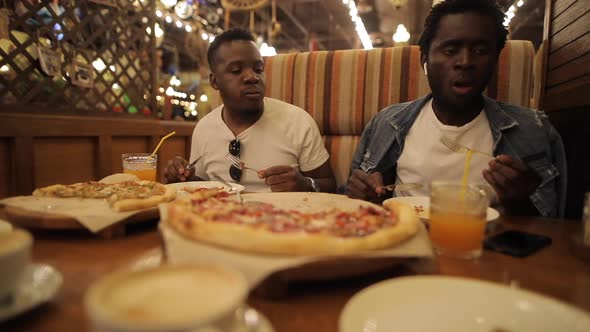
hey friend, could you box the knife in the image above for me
[381,183,423,192]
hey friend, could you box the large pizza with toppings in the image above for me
[166,189,419,256]
[33,180,176,212]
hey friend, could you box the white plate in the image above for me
[339,276,590,332]
[383,196,499,221]
[167,181,245,197]
[0,263,63,321]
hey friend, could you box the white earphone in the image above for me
[423,63,428,76]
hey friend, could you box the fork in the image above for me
[226,155,261,173]
[211,173,243,205]
[439,135,494,158]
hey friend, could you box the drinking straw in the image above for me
[151,131,176,156]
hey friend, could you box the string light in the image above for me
[199,94,208,102]
[342,0,372,49]
[504,1,525,27]
[185,25,192,32]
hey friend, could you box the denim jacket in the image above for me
[350,94,567,218]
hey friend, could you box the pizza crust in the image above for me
[166,198,419,256]
[111,185,177,212]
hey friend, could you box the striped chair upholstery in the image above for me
[263,40,534,187]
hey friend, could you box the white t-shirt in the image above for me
[395,99,494,196]
[190,97,329,192]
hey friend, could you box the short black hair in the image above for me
[207,28,256,70]
[418,0,508,59]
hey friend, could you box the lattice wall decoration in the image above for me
[0,0,157,116]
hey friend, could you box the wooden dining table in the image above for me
[1,216,590,332]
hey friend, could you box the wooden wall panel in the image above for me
[548,33,590,70]
[543,0,590,218]
[33,138,97,188]
[552,0,577,18]
[111,137,150,175]
[549,11,590,52]
[0,112,194,197]
[544,0,590,112]
[0,139,12,198]
[544,75,590,110]
[550,0,588,36]
[546,54,590,87]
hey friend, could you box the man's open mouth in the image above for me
[452,81,474,95]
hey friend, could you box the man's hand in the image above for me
[345,170,384,201]
[164,156,194,184]
[482,154,541,214]
[259,166,309,192]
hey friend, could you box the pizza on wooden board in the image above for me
[166,189,419,256]
[33,180,176,212]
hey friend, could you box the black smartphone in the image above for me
[484,230,552,257]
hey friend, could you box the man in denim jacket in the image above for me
[345,0,566,217]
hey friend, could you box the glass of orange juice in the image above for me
[429,181,489,259]
[122,153,157,181]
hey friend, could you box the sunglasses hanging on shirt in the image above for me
[228,138,242,182]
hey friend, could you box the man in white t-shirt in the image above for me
[165,28,336,193]
[345,0,566,217]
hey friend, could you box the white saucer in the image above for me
[340,276,590,332]
[383,196,500,221]
[0,263,62,321]
[167,181,245,197]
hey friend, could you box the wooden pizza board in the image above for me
[2,205,159,239]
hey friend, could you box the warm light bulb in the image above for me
[161,0,177,8]
[392,24,410,43]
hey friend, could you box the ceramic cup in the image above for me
[0,221,32,303]
[85,264,248,332]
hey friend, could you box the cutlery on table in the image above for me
[439,135,494,158]
[226,155,261,174]
[211,173,243,205]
